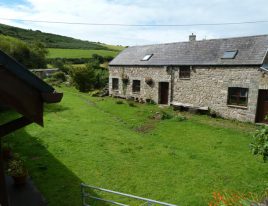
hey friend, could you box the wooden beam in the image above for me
[42,92,63,104]
[0,67,44,125]
[0,116,33,138]
[0,140,9,206]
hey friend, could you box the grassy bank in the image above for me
[47,48,120,59]
[3,87,267,206]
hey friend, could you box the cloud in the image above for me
[0,0,267,45]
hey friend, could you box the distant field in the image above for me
[47,48,121,59]
[102,44,125,51]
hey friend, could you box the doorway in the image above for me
[159,82,169,104]
[256,90,268,123]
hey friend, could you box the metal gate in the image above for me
[81,183,178,206]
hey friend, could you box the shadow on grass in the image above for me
[44,104,70,114]
[6,128,109,206]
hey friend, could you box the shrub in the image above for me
[7,153,27,177]
[173,115,187,122]
[128,102,136,107]
[250,126,268,162]
[51,71,66,82]
[161,111,174,120]
[116,100,124,104]
[0,35,47,68]
[70,65,95,92]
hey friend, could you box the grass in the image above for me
[47,48,120,59]
[101,44,125,51]
[3,86,268,206]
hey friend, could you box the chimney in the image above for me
[189,33,196,42]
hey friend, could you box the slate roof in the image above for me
[110,35,268,66]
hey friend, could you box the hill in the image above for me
[0,23,124,51]
[47,48,119,59]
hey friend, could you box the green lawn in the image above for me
[47,48,120,59]
[3,87,267,206]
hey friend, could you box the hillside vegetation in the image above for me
[0,34,47,68]
[48,48,119,59]
[0,23,124,51]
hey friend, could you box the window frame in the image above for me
[179,66,191,79]
[112,78,119,90]
[227,87,249,107]
[222,50,238,59]
[132,80,141,93]
[141,54,153,61]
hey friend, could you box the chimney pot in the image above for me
[189,33,196,42]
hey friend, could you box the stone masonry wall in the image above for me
[109,65,268,122]
[109,66,171,104]
[173,66,267,122]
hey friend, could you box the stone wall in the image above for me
[173,66,264,122]
[109,65,268,122]
[109,66,171,104]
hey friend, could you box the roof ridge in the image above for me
[129,34,268,48]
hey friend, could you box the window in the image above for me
[141,54,153,61]
[222,50,238,59]
[112,78,119,90]
[179,66,191,79]
[132,80,140,93]
[228,87,248,107]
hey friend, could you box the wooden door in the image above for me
[159,82,169,104]
[256,90,268,123]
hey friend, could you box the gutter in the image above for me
[260,65,268,73]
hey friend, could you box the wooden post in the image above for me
[0,140,9,206]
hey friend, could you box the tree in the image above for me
[70,65,95,92]
[0,35,48,68]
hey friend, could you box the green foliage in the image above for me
[173,115,187,122]
[70,65,96,92]
[47,48,119,59]
[2,142,12,150]
[0,23,123,50]
[161,111,174,120]
[0,34,47,68]
[3,87,267,206]
[7,153,27,177]
[51,71,66,82]
[250,126,268,162]
[116,100,124,104]
[128,102,136,107]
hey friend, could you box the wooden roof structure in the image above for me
[0,50,63,206]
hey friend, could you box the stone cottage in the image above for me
[109,34,268,123]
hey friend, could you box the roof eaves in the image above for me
[0,50,54,93]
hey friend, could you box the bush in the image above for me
[51,71,66,82]
[70,65,95,92]
[250,126,268,162]
[128,102,136,107]
[161,111,174,120]
[173,115,187,122]
[0,35,47,68]
[116,100,124,104]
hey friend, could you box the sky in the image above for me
[0,0,268,46]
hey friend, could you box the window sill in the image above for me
[179,78,191,80]
[227,105,248,109]
[132,92,140,94]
